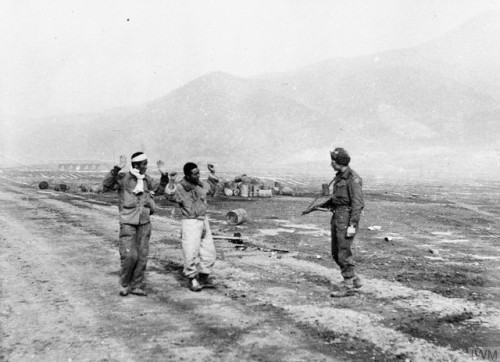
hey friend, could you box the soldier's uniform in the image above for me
[318,148,364,296]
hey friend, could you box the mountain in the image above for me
[412,10,500,100]
[3,11,500,178]
[113,72,339,169]
[251,11,500,174]
[3,72,338,170]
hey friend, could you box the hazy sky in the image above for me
[1,0,500,118]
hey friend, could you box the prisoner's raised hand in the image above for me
[168,172,178,185]
[118,155,127,169]
[157,160,168,176]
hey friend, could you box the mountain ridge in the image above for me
[3,11,500,178]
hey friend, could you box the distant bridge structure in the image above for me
[56,160,113,172]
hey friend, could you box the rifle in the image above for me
[301,178,334,215]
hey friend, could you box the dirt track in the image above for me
[1,175,499,361]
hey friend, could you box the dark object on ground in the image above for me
[38,181,49,190]
[55,184,69,192]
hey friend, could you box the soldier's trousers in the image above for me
[119,222,151,289]
[330,210,356,279]
[181,217,216,278]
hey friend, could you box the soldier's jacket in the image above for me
[102,166,168,225]
[320,166,364,227]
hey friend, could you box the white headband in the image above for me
[131,153,147,162]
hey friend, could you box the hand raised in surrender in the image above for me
[168,171,178,185]
[157,160,168,176]
[118,155,127,169]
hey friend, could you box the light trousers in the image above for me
[181,217,216,278]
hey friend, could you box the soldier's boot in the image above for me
[330,279,356,298]
[353,276,362,289]
[189,277,202,292]
[198,273,217,288]
[119,286,130,297]
[131,288,148,296]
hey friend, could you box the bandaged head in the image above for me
[131,152,147,164]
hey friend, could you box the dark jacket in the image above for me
[319,166,364,227]
[102,166,168,225]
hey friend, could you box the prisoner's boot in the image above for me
[330,279,355,298]
[198,273,216,288]
[131,288,148,296]
[119,286,130,297]
[352,276,362,289]
[189,278,202,292]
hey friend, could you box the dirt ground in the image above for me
[1,170,499,361]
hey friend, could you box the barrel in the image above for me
[321,183,330,196]
[240,183,249,197]
[258,189,272,198]
[224,188,233,196]
[226,208,248,225]
[251,184,261,197]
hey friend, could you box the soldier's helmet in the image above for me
[330,147,350,166]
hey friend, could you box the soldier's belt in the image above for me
[332,206,351,211]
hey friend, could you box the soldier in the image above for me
[302,147,364,297]
[102,152,169,297]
